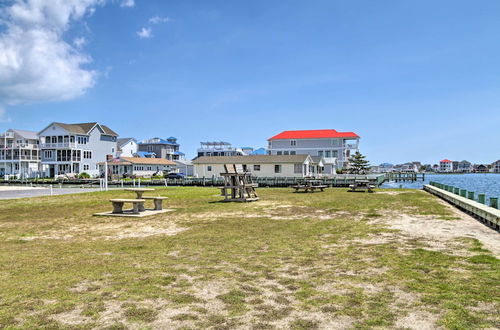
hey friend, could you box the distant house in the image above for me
[100,157,176,178]
[457,160,472,173]
[39,122,118,177]
[116,138,137,157]
[401,162,419,172]
[378,163,394,173]
[251,148,268,155]
[0,129,41,178]
[267,129,360,174]
[491,160,500,173]
[439,159,453,172]
[473,164,489,173]
[173,159,194,176]
[196,141,247,158]
[138,137,182,161]
[192,155,318,178]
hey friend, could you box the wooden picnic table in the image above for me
[349,180,375,193]
[291,180,327,193]
[124,188,155,199]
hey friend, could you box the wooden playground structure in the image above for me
[219,164,259,202]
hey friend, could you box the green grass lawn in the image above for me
[0,187,498,329]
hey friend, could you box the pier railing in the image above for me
[425,181,499,230]
[0,174,386,188]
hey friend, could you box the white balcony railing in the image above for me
[40,142,77,149]
[344,144,358,149]
[0,156,40,161]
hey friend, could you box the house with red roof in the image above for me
[267,129,360,174]
[439,159,453,172]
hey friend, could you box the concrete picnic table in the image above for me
[124,188,155,199]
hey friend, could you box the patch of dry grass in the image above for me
[0,187,498,329]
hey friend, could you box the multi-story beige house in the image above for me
[0,129,41,178]
[267,129,359,174]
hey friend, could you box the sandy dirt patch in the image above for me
[369,203,500,257]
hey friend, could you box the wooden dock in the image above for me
[384,172,425,182]
[424,183,499,230]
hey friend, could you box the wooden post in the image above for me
[478,194,486,204]
[490,197,498,209]
[467,191,474,200]
[460,189,467,197]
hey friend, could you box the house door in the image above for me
[49,165,55,177]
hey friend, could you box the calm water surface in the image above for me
[382,173,500,202]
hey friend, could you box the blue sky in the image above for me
[1,0,499,164]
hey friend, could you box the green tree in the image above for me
[347,151,371,174]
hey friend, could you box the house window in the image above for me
[207,166,212,171]
[290,151,296,155]
[44,150,53,159]
[277,151,282,155]
[290,140,296,146]
[332,150,338,158]
[83,164,89,171]
[294,164,302,174]
[84,151,92,159]
[242,164,247,171]
[253,165,261,171]
[325,150,331,157]
[318,151,323,157]
[284,151,289,155]
[147,145,153,151]
[274,165,281,173]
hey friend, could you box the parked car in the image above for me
[165,172,185,179]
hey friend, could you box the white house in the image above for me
[457,160,472,173]
[0,129,41,178]
[439,159,453,172]
[39,122,118,177]
[192,155,318,178]
[267,129,359,174]
[173,159,194,176]
[491,160,500,173]
[196,141,247,157]
[116,138,137,157]
[100,157,176,178]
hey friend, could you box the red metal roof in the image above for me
[268,129,359,140]
[440,159,452,163]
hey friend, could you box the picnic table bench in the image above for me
[291,180,327,193]
[349,180,375,193]
[110,199,145,214]
[141,196,169,211]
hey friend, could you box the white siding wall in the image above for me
[194,163,310,178]
[118,141,138,157]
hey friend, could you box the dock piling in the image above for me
[490,198,499,209]
[478,194,486,204]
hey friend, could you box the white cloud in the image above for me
[136,27,152,39]
[149,16,170,24]
[73,36,87,49]
[120,0,135,8]
[0,0,101,110]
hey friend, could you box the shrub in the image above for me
[78,172,91,179]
